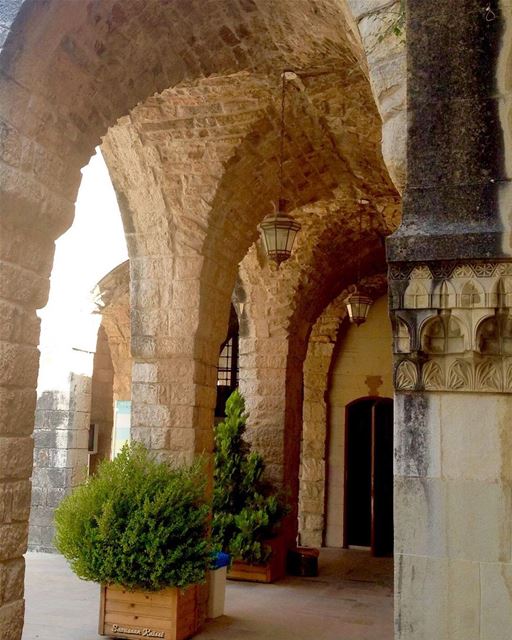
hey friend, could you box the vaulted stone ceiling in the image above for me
[101,64,400,339]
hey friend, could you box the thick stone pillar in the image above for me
[388,2,512,638]
[390,262,512,639]
[129,254,233,469]
[298,301,345,547]
[239,334,294,484]
[0,221,54,637]
[239,330,306,544]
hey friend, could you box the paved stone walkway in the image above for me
[23,549,393,640]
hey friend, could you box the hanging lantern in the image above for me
[259,200,301,266]
[260,71,301,265]
[345,289,373,326]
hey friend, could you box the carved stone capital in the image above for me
[389,262,512,393]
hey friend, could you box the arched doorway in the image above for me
[344,397,393,557]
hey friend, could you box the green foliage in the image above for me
[54,442,210,591]
[212,390,287,564]
[378,0,405,43]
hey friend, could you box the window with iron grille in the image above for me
[215,334,239,417]
[217,337,238,387]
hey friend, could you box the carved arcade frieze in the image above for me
[389,262,512,393]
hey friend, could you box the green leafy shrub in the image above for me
[212,390,287,564]
[54,442,210,591]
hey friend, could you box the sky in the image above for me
[37,150,128,382]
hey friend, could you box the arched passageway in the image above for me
[20,3,512,640]
[0,0,405,632]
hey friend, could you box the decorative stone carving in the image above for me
[448,359,473,391]
[404,281,429,309]
[475,359,502,392]
[460,280,485,308]
[394,317,412,353]
[395,360,418,390]
[420,313,465,355]
[389,261,512,393]
[422,360,444,390]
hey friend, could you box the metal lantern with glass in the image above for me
[345,207,373,326]
[259,71,301,265]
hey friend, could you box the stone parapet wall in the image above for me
[29,369,92,552]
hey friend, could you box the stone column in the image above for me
[298,301,345,547]
[388,2,512,638]
[390,263,512,639]
[239,322,307,545]
[89,325,114,475]
[129,254,233,470]
[0,220,54,637]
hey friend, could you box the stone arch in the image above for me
[298,276,388,547]
[0,2,406,636]
[237,197,395,539]
[476,311,512,356]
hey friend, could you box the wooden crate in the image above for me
[227,537,286,584]
[98,583,207,640]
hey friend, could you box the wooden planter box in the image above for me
[227,537,286,583]
[99,583,207,640]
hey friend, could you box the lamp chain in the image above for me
[278,71,287,212]
[356,208,362,287]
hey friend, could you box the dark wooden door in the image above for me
[345,399,373,547]
[344,397,394,557]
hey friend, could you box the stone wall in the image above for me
[29,354,94,552]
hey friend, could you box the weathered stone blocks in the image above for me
[395,555,480,640]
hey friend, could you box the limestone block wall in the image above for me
[29,352,94,552]
[325,295,393,547]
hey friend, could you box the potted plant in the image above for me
[54,442,210,640]
[212,390,288,583]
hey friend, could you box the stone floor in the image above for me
[23,548,393,640]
